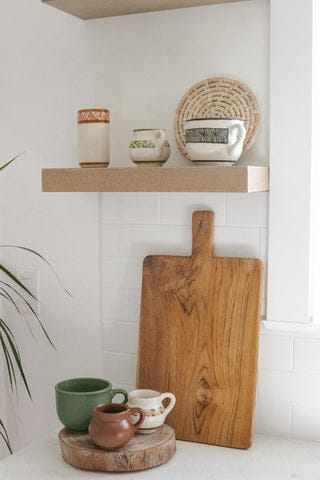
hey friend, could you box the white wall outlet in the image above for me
[14,268,40,316]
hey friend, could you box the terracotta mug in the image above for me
[128,389,176,434]
[89,403,145,451]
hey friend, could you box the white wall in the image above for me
[1,0,320,459]
[84,0,269,168]
[0,0,103,457]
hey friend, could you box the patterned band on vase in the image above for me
[78,109,110,124]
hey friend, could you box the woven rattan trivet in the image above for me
[175,77,260,159]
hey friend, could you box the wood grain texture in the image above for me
[137,211,263,449]
[59,425,176,472]
[42,0,250,20]
[42,166,269,193]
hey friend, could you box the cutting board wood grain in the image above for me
[137,211,263,449]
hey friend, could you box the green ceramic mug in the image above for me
[55,377,128,432]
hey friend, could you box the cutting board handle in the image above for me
[192,211,214,258]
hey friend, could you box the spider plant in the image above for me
[0,154,69,454]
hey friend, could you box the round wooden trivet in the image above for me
[59,424,176,472]
[175,77,260,159]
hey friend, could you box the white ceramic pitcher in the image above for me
[129,129,170,166]
[128,389,176,434]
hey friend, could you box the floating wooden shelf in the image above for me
[42,166,269,193]
[42,0,250,20]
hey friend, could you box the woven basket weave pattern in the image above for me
[175,77,260,159]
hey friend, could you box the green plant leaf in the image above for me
[0,264,37,301]
[0,419,12,454]
[0,152,24,172]
[0,281,55,348]
[0,335,16,392]
[0,288,21,314]
[0,319,31,399]
[0,246,72,297]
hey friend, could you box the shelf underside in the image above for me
[42,0,249,20]
[42,165,269,193]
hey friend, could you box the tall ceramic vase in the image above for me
[78,108,110,168]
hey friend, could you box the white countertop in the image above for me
[1,434,320,480]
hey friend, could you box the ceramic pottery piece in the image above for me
[78,108,110,168]
[129,129,170,166]
[128,389,176,434]
[184,118,246,165]
[89,403,145,451]
[55,377,128,432]
[175,77,260,159]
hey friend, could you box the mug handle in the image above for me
[229,123,246,157]
[159,392,176,417]
[111,388,128,405]
[129,407,146,431]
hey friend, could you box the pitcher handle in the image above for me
[111,388,128,405]
[229,123,246,157]
[155,129,166,156]
[129,407,146,430]
[159,392,176,417]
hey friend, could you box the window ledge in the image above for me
[261,320,320,337]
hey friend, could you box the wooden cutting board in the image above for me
[137,211,263,449]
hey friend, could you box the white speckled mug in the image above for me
[128,389,176,434]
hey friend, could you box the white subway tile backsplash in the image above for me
[254,402,292,437]
[101,193,160,224]
[292,406,320,442]
[102,288,141,324]
[160,193,226,226]
[258,334,293,371]
[226,192,269,226]
[294,338,320,373]
[131,224,190,257]
[130,289,142,323]
[102,257,143,289]
[257,370,320,408]
[103,352,137,386]
[102,288,131,321]
[102,322,139,355]
[102,224,132,257]
[214,226,260,258]
[102,224,192,258]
